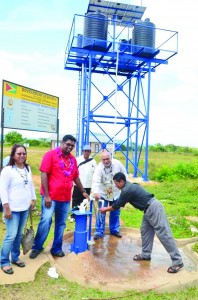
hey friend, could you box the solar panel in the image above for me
[87,0,146,26]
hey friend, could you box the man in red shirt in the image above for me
[29,135,89,259]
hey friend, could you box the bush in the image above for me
[155,162,198,181]
[5,131,23,144]
[25,139,50,147]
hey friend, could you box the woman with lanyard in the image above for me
[0,144,36,275]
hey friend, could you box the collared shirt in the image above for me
[92,158,127,201]
[76,155,97,188]
[112,181,154,211]
[40,148,79,201]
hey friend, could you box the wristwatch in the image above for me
[81,189,86,194]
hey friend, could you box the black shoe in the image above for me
[51,250,65,257]
[94,234,103,240]
[29,249,40,259]
[111,232,122,238]
[1,267,14,275]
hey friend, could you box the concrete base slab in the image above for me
[0,228,198,294]
[58,228,198,293]
[0,252,48,285]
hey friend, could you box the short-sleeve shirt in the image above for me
[112,181,154,211]
[40,148,79,201]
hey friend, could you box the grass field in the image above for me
[0,146,198,299]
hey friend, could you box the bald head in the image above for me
[101,150,112,167]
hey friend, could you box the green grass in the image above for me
[120,179,198,239]
[0,262,198,300]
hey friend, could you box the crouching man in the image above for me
[99,172,184,274]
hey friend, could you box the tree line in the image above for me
[3,131,198,154]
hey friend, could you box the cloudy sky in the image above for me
[0,0,197,147]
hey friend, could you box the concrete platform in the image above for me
[0,251,48,285]
[59,228,198,292]
[1,228,198,294]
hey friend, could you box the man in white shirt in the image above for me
[92,150,127,240]
[70,145,97,221]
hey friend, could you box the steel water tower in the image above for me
[64,0,178,180]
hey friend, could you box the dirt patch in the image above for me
[185,216,198,223]
[32,175,41,189]
[128,174,160,186]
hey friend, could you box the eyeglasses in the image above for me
[63,142,75,148]
[15,153,26,156]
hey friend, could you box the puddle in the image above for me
[62,228,197,282]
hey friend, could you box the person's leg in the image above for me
[140,214,155,259]
[72,186,84,208]
[147,200,183,265]
[1,212,20,267]
[51,201,70,254]
[109,199,121,235]
[94,199,108,238]
[71,186,84,219]
[11,210,29,263]
[32,196,55,252]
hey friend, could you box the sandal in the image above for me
[12,261,25,268]
[133,254,151,261]
[167,262,184,273]
[1,266,14,275]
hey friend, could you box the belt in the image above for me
[143,198,154,213]
[143,204,150,213]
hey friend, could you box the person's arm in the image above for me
[3,203,12,219]
[91,165,102,200]
[73,177,90,200]
[28,166,37,210]
[100,206,115,213]
[0,167,12,219]
[31,200,36,210]
[41,171,52,208]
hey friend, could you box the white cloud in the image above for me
[0,0,198,147]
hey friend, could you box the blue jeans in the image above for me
[1,209,29,267]
[95,199,120,237]
[32,197,70,254]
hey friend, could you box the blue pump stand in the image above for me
[71,210,92,254]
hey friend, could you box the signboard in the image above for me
[2,80,59,133]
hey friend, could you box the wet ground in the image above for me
[59,228,198,292]
[0,227,198,292]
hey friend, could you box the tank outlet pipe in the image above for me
[87,198,95,245]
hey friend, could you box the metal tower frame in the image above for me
[64,0,178,180]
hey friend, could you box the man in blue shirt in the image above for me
[99,172,184,274]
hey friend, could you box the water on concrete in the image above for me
[59,228,198,292]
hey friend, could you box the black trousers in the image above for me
[71,186,91,218]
